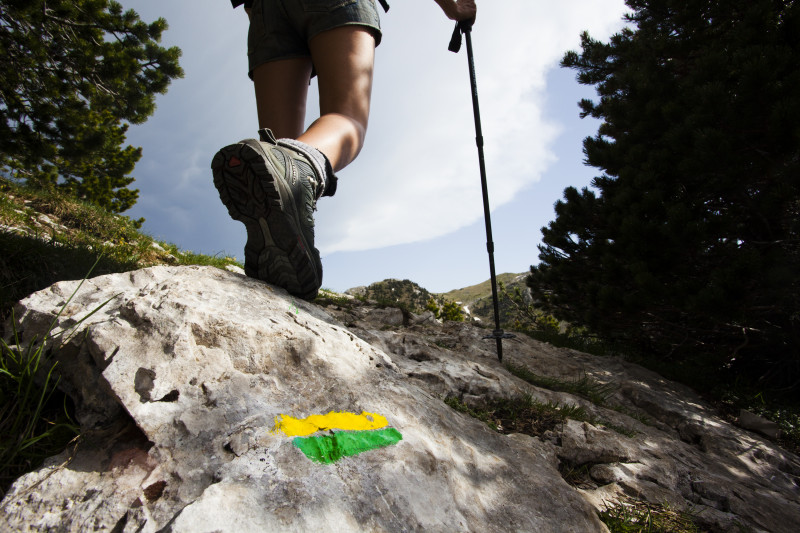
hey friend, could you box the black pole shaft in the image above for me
[464,28,504,362]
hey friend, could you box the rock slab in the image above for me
[1,266,605,532]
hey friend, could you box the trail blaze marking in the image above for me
[274,411,401,464]
[274,411,388,437]
[294,428,403,465]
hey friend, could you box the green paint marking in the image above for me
[292,428,403,464]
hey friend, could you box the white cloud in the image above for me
[315,0,628,254]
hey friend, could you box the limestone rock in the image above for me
[1,266,603,532]
[739,409,782,439]
[224,264,245,276]
[326,293,800,533]
[2,265,799,533]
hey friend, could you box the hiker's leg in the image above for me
[298,26,376,172]
[252,58,313,140]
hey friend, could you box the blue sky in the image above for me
[122,0,628,293]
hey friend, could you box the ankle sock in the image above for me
[278,138,337,197]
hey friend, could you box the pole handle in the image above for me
[448,19,475,53]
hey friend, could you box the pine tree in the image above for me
[0,0,183,212]
[529,0,800,387]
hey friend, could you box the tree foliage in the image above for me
[439,300,465,322]
[529,0,800,388]
[0,0,183,212]
[425,298,465,322]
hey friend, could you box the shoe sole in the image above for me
[211,142,321,300]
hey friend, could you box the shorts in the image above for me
[247,0,382,79]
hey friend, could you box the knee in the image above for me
[332,112,367,152]
[351,116,367,149]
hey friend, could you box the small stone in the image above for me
[225,264,245,275]
[738,409,781,439]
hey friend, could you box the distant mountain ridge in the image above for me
[440,272,531,323]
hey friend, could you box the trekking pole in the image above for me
[449,20,514,362]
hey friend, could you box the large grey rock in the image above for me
[2,265,799,532]
[1,266,604,532]
[326,294,800,533]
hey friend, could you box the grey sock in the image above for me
[278,139,337,197]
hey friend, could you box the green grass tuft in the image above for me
[497,363,641,437]
[444,394,599,437]
[0,322,79,498]
[598,496,704,533]
[505,362,618,406]
[314,288,355,309]
[1,176,242,325]
[1,258,114,497]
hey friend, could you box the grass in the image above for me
[0,177,242,325]
[505,362,618,406]
[0,321,79,497]
[444,395,501,431]
[558,461,597,488]
[504,362,643,436]
[444,393,637,438]
[523,327,613,356]
[458,362,642,437]
[444,394,587,435]
[0,258,115,498]
[314,288,356,309]
[598,496,704,533]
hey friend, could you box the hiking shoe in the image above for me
[211,130,326,300]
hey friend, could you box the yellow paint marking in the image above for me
[274,411,388,437]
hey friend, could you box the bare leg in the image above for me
[300,26,376,172]
[252,57,313,139]
[251,26,375,172]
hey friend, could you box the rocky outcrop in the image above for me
[346,278,438,313]
[2,266,799,532]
